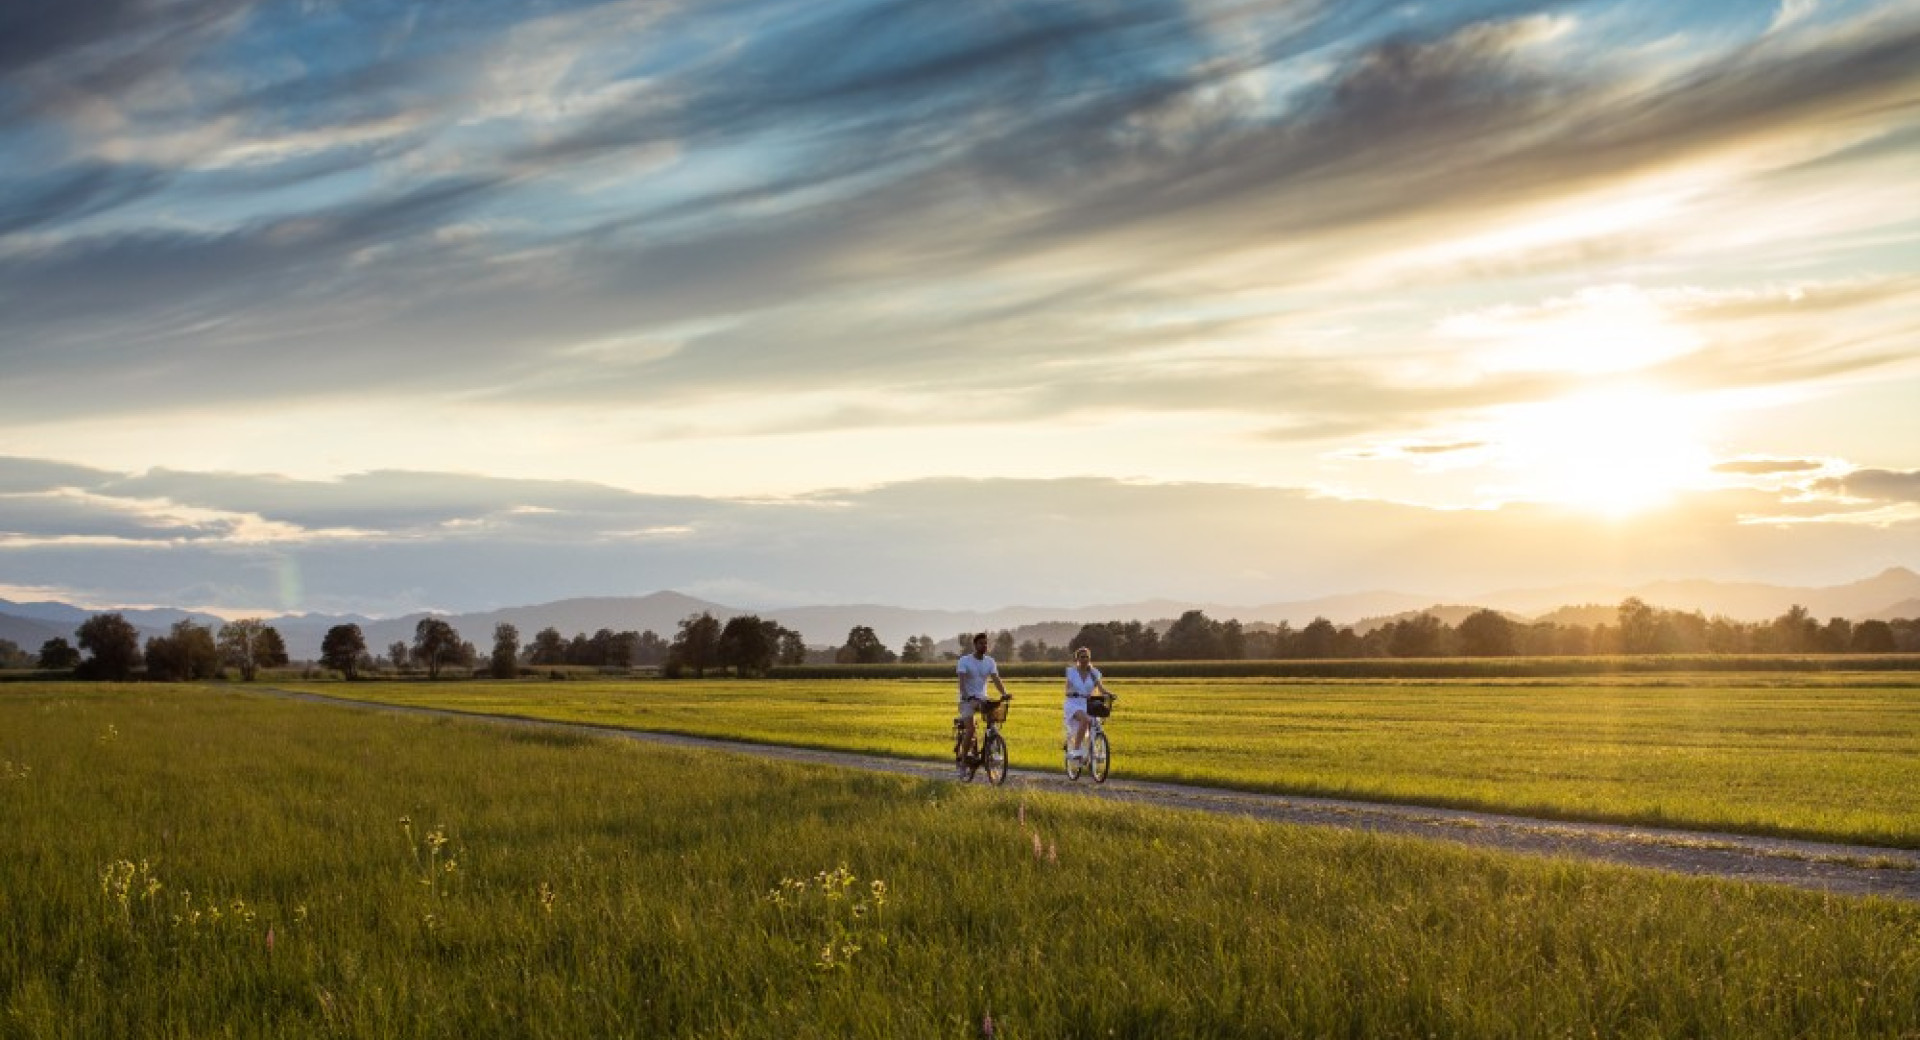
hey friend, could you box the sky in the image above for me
[1,0,1918,618]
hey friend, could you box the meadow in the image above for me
[278,673,1920,848]
[2,683,1917,1039]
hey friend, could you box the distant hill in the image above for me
[1477,567,1920,622]
[0,612,65,651]
[1870,598,1920,622]
[1530,604,1623,629]
[0,600,228,648]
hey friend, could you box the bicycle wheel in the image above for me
[983,731,1009,786]
[1063,737,1082,781]
[1089,730,1110,783]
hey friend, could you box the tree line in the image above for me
[1042,600,1920,660]
[15,598,1918,682]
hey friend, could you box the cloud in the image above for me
[0,0,1915,547]
[1,455,1913,616]
[1816,468,1920,503]
[1714,458,1827,476]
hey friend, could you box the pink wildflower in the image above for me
[981,1010,995,1038]
[266,927,275,954]
[1032,831,1043,859]
[1048,841,1057,864]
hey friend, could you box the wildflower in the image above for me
[266,927,275,954]
[982,1010,995,1038]
[1048,841,1057,864]
[1032,832,1043,860]
[1017,801,1026,829]
[869,879,887,908]
[537,882,557,915]
[293,904,308,924]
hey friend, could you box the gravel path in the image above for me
[257,688,1920,903]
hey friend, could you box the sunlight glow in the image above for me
[1481,390,1716,517]
[1440,285,1702,376]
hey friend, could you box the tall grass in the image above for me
[281,674,1920,848]
[2,684,1916,1038]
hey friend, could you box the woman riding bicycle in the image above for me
[1064,646,1114,762]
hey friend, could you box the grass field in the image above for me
[2,683,1917,1039]
[275,673,1920,849]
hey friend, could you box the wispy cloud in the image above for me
[2,1,1916,610]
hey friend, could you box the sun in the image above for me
[1483,389,1715,517]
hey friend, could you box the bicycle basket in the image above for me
[1085,696,1112,718]
[986,699,1010,723]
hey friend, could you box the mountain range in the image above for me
[4,567,1916,661]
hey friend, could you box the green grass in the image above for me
[2,683,1917,1039]
[275,674,1920,848]
[772,654,1920,680]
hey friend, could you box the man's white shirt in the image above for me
[956,653,999,700]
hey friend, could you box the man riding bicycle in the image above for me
[955,632,1011,776]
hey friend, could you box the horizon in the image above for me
[7,564,1916,629]
[4,0,1918,617]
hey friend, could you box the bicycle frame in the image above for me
[953,698,1010,785]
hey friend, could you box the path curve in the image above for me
[256,688,1920,903]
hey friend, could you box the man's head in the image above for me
[972,632,989,656]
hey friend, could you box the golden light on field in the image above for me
[1485,389,1715,517]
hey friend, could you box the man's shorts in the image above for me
[957,696,985,722]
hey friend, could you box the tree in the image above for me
[387,641,410,673]
[1851,619,1897,653]
[528,627,567,666]
[718,615,778,677]
[38,636,81,670]
[990,631,1015,661]
[217,618,283,681]
[606,631,640,669]
[491,622,521,680]
[75,613,141,681]
[899,634,934,664]
[836,625,895,665]
[1068,623,1116,661]
[259,626,289,669]
[321,624,368,679]
[1385,614,1445,658]
[145,620,219,681]
[1219,619,1246,660]
[1617,598,1660,655]
[412,618,462,679]
[1770,605,1818,654]
[0,639,28,669]
[1162,610,1223,660]
[636,630,671,667]
[1297,617,1338,658]
[777,629,808,667]
[667,612,723,678]
[1456,609,1516,657]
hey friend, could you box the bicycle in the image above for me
[953,696,1012,785]
[1064,694,1111,783]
